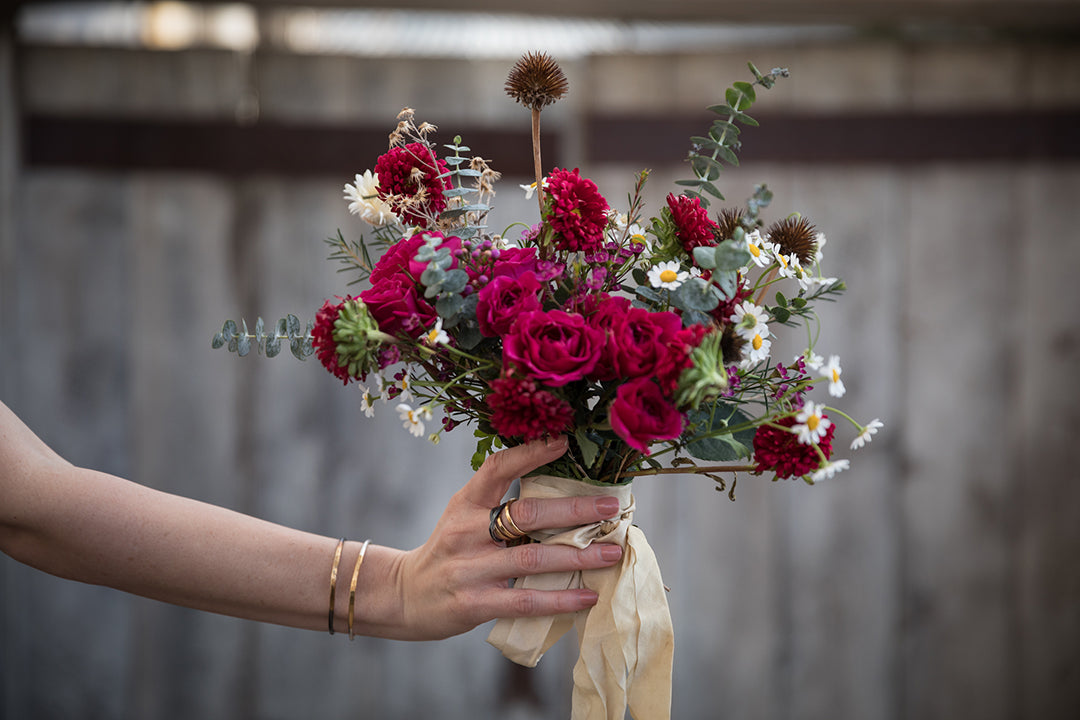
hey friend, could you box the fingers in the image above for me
[495,541,622,580]
[461,435,568,508]
[507,494,621,535]
[487,587,601,619]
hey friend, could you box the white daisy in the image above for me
[798,350,825,371]
[344,171,398,227]
[731,300,770,341]
[745,229,774,268]
[811,459,850,482]
[741,330,772,367]
[813,232,827,264]
[820,355,846,397]
[775,250,801,280]
[793,401,832,445]
[520,178,548,200]
[851,419,884,450]
[396,403,426,437]
[358,384,377,418]
[421,318,449,346]
[648,260,689,290]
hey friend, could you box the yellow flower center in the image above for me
[749,243,761,257]
[832,368,840,383]
[659,269,678,283]
[630,233,646,244]
[427,329,439,343]
[778,255,789,269]
[807,415,820,431]
[752,334,763,350]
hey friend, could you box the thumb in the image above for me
[461,435,568,507]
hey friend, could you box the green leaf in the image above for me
[701,182,725,200]
[733,81,757,103]
[674,179,706,188]
[286,314,301,338]
[674,277,720,312]
[443,187,473,198]
[444,156,468,166]
[440,268,468,295]
[211,333,225,349]
[265,335,282,358]
[775,291,788,308]
[238,320,252,357]
[693,246,717,269]
[713,270,739,300]
[714,242,751,271]
[421,265,445,287]
[436,293,465,318]
[684,404,755,461]
[574,428,600,468]
[772,306,791,324]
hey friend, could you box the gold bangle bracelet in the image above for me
[328,538,345,635]
[347,539,371,641]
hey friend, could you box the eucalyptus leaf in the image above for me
[265,335,282,358]
[436,293,465,318]
[440,268,469,295]
[421,265,446,287]
[211,333,225,349]
[674,277,720,312]
[237,332,251,357]
[693,246,718,269]
[714,242,751,271]
[714,270,739,300]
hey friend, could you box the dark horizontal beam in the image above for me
[586,110,1080,165]
[22,109,1080,177]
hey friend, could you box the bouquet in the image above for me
[213,53,882,719]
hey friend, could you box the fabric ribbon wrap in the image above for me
[486,474,674,720]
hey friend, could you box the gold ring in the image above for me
[489,498,526,543]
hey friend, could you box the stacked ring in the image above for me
[489,499,527,543]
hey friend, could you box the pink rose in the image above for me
[407,232,462,280]
[585,294,632,381]
[490,246,538,279]
[503,310,604,387]
[609,378,685,454]
[370,234,427,285]
[360,275,435,337]
[476,271,543,337]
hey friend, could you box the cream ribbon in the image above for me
[486,474,674,720]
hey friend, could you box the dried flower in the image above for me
[715,207,746,243]
[505,51,569,110]
[767,215,818,265]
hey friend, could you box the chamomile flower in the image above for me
[745,229,775,268]
[799,349,825,371]
[396,403,426,437]
[813,232,827,264]
[344,171,398,227]
[358,384,377,418]
[741,330,772,367]
[520,178,548,200]
[648,260,689,290]
[811,458,850,482]
[731,300,770,341]
[421,318,450,346]
[775,250,802,280]
[820,355,846,397]
[793,401,832,445]
[851,419,884,450]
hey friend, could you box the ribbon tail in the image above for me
[487,570,580,667]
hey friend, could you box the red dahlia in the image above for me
[666,193,718,256]
[752,415,835,479]
[545,168,610,253]
[312,296,354,384]
[374,143,450,226]
[487,375,574,442]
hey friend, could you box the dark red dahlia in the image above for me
[666,193,718,256]
[752,415,835,479]
[655,322,710,396]
[374,142,450,226]
[545,168,610,254]
[312,296,354,384]
[487,375,574,442]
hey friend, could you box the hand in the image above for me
[389,436,623,641]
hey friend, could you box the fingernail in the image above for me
[595,496,620,516]
[600,544,623,562]
[578,589,599,606]
[546,435,568,451]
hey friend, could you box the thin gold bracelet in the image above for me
[328,538,345,635]
[347,539,371,641]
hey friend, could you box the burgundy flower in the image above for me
[475,271,543,337]
[752,415,835,479]
[490,246,539,279]
[545,168,610,254]
[312,296,355,384]
[488,375,574,442]
[359,275,435,337]
[370,233,427,285]
[666,193,718,256]
[585,294,632,381]
[503,310,604,387]
[405,232,462,280]
[374,142,450,226]
[655,323,710,395]
[608,378,684,455]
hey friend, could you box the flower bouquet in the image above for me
[213,54,881,720]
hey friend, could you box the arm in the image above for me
[0,401,620,640]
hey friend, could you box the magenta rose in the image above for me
[585,294,632,381]
[609,378,685,454]
[407,232,463,280]
[359,275,435,337]
[370,234,427,284]
[610,308,683,379]
[503,310,604,387]
[490,246,538,279]
[476,271,543,337]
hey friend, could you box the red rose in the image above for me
[490,246,539,279]
[503,310,604,387]
[359,275,435,337]
[476,271,543,337]
[608,307,684,380]
[585,294,632,381]
[370,234,427,285]
[608,378,684,454]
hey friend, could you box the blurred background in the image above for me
[1,1,1078,718]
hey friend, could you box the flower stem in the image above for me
[620,464,758,478]
[531,107,543,216]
